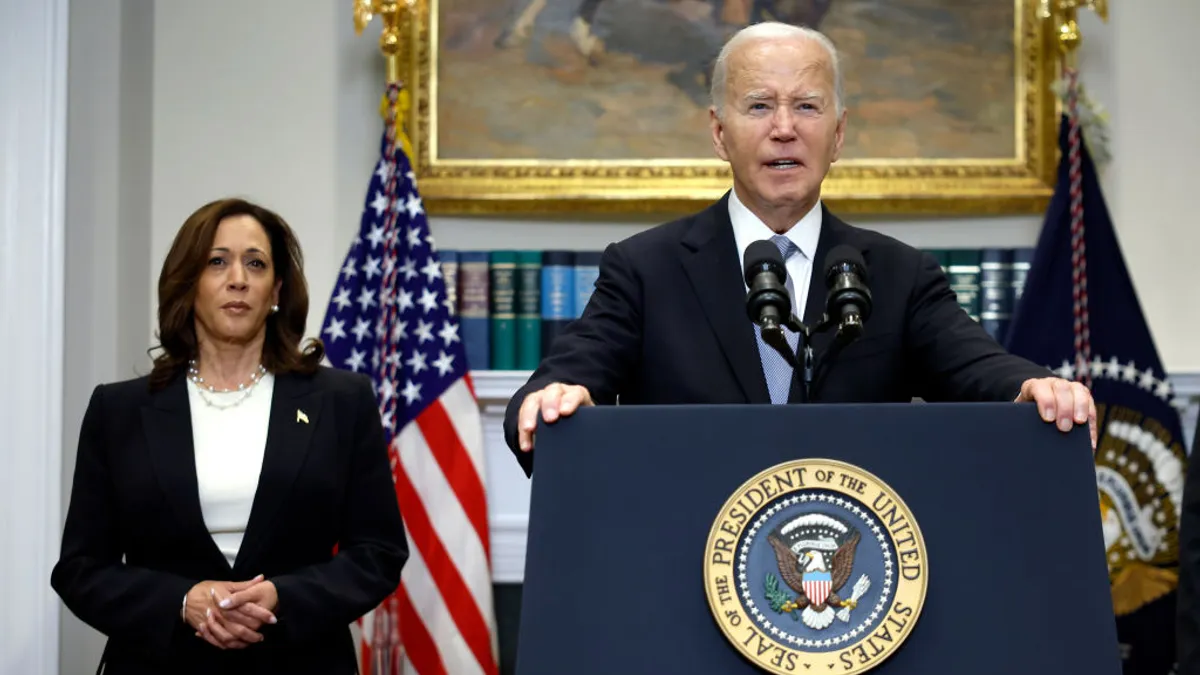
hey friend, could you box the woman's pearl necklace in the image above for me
[187,359,267,410]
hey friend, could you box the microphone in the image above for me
[823,245,872,341]
[743,240,792,333]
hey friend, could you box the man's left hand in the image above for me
[1015,377,1097,449]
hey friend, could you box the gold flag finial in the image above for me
[1038,0,1108,67]
[354,0,417,154]
[354,0,414,84]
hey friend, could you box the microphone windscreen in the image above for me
[824,245,868,285]
[743,240,787,286]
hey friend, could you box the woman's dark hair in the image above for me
[148,197,324,391]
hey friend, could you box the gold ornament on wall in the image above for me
[1037,0,1108,64]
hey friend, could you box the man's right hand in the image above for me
[516,383,594,452]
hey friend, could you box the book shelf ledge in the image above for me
[471,370,534,403]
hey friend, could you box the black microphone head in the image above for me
[743,240,788,286]
[824,243,873,335]
[743,240,791,328]
[823,245,869,287]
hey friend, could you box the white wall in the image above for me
[1102,2,1200,372]
[1,0,67,673]
[52,1,1200,673]
[59,0,156,671]
[149,0,343,342]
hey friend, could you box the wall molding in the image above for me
[473,370,1200,583]
[490,514,531,584]
[0,0,68,671]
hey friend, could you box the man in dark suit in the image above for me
[502,22,1096,475]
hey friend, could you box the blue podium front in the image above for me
[514,402,1120,675]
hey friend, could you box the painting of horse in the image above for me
[433,0,1018,162]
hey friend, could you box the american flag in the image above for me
[320,82,498,675]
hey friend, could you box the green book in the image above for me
[947,249,982,321]
[516,250,542,370]
[489,251,518,370]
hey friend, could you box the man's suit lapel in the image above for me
[680,194,771,404]
[141,375,230,570]
[234,372,323,573]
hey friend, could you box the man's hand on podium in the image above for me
[517,382,594,452]
[1015,376,1098,450]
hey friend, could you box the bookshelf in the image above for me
[443,245,1035,378]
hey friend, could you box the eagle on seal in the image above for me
[768,523,868,630]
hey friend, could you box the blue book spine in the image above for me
[457,250,490,370]
[540,251,575,359]
[979,248,1013,344]
[1010,247,1035,305]
[572,251,602,318]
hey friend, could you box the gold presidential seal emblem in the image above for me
[1047,356,1188,623]
[704,459,927,675]
[1094,400,1186,616]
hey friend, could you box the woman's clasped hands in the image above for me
[183,574,279,650]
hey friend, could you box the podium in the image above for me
[514,402,1121,675]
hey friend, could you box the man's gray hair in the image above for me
[710,22,844,120]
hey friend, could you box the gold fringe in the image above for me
[379,89,415,161]
[1110,563,1177,616]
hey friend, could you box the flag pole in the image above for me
[1036,0,1108,387]
[351,9,416,673]
[1037,0,1108,80]
[354,0,410,85]
[354,0,417,159]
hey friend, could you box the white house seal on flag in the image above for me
[1050,355,1187,618]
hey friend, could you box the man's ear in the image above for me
[710,106,730,162]
[830,108,848,163]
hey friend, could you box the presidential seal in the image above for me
[1096,408,1185,616]
[1047,355,1188,622]
[704,459,927,675]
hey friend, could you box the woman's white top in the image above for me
[185,373,274,568]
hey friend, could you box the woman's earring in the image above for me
[271,304,279,313]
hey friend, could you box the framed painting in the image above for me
[394,0,1060,215]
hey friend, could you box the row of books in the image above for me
[437,247,1035,372]
[439,250,601,372]
[934,247,1036,347]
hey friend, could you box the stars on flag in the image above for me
[1051,354,1175,402]
[320,154,466,425]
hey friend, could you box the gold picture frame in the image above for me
[391,0,1060,216]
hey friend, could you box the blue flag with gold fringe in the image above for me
[1005,112,1188,674]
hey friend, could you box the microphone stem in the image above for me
[802,344,814,402]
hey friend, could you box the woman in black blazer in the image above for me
[52,198,408,674]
